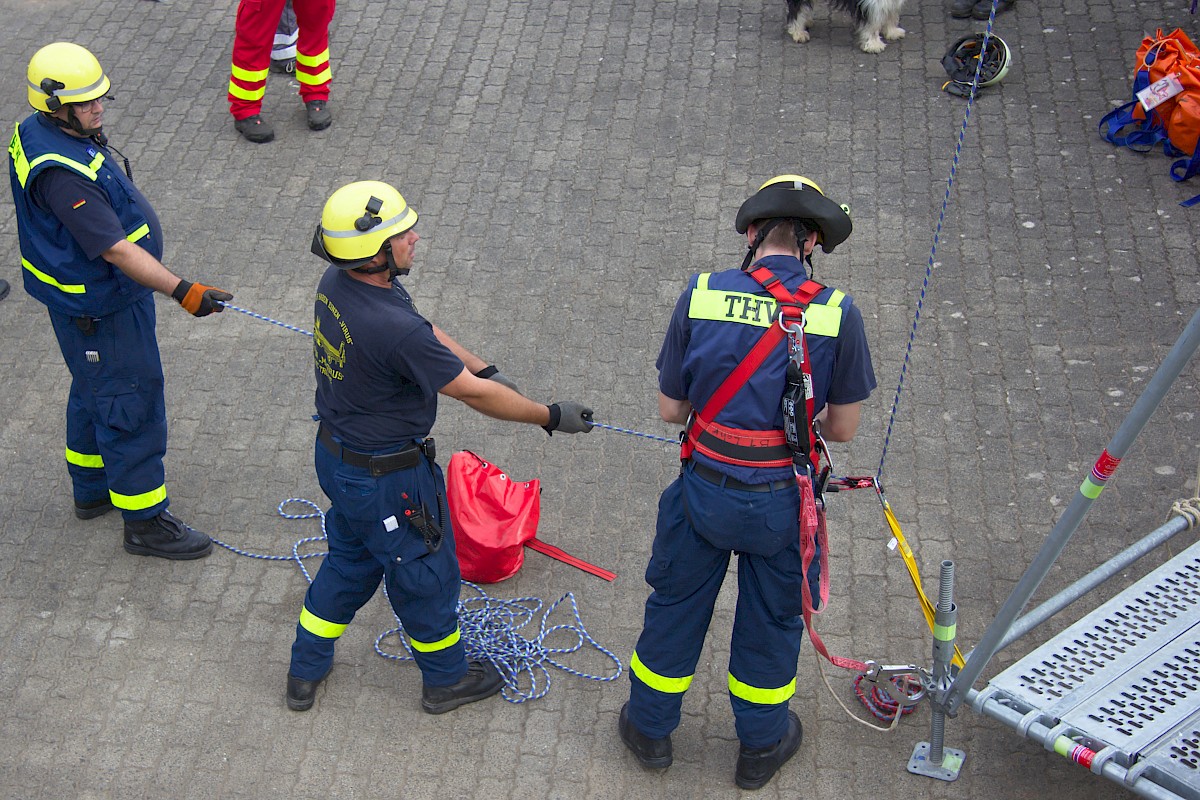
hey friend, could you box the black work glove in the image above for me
[173,279,233,317]
[474,365,521,395]
[543,401,594,435]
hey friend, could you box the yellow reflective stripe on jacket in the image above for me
[630,650,693,694]
[65,447,104,469]
[126,223,150,243]
[10,124,105,188]
[228,80,266,101]
[299,606,349,639]
[109,483,167,511]
[728,673,796,705]
[688,275,844,336]
[22,257,86,294]
[409,627,461,653]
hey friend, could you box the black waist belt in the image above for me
[317,424,433,477]
[691,462,794,493]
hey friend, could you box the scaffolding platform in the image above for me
[973,538,1200,800]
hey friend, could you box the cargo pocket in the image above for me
[92,377,148,434]
[388,529,446,599]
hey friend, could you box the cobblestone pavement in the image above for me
[1,0,1198,798]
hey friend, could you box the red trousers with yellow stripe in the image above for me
[228,0,335,120]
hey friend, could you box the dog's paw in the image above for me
[859,36,887,53]
[786,21,811,43]
[883,25,906,40]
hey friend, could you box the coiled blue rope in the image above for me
[213,499,622,702]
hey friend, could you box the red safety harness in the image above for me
[681,264,866,672]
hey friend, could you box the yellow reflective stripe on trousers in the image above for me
[65,447,104,469]
[231,63,269,82]
[630,650,693,693]
[299,606,348,639]
[22,257,86,294]
[228,80,266,101]
[296,67,332,86]
[409,627,461,653]
[109,483,167,511]
[296,48,331,66]
[728,673,796,705]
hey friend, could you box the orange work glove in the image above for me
[172,279,233,317]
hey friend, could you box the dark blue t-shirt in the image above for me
[657,255,876,483]
[313,267,465,450]
[31,165,164,261]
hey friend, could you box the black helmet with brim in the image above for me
[735,175,852,253]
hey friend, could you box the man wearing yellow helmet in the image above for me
[8,42,235,560]
[619,175,876,789]
[284,180,595,713]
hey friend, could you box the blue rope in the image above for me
[591,420,678,445]
[876,9,999,486]
[219,301,313,337]
[216,498,622,703]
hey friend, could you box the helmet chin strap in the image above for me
[740,218,816,277]
[354,241,409,279]
[47,107,104,141]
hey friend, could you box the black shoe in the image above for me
[972,0,1013,19]
[270,58,296,74]
[234,114,275,143]
[286,673,325,711]
[305,100,332,131]
[949,0,975,17]
[735,711,803,790]
[0,278,9,302]
[618,702,672,769]
[123,510,213,560]
[421,660,503,714]
[74,498,114,520]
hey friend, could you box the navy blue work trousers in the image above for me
[47,294,168,521]
[627,461,820,748]
[289,438,468,686]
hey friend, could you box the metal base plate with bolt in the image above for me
[908,741,965,781]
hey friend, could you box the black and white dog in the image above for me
[785,0,906,53]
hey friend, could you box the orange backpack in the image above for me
[1100,28,1200,198]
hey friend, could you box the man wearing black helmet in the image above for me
[619,175,876,789]
[285,180,595,714]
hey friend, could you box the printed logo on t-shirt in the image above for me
[315,291,352,384]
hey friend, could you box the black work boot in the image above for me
[286,673,326,711]
[735,710,803,790]
[305,100,332,131]
[949,0,975,17]
[618,702,672,769]
[234,114,274,143]
[74,498,115,520]
[123,510,213,560]
[421,660,504,714]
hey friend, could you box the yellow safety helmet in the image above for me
[311,181,418,270]
[27,42,110,113]
[735,174,852,253]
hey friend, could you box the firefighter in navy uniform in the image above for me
[619,176,876,789]
[7,42,234,560]
[287,180,594,713]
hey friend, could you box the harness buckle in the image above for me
[772,302,806,335]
